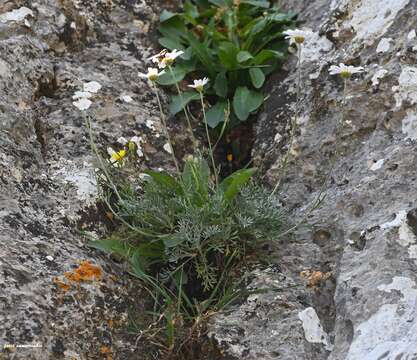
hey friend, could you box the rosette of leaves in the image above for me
[157,0,296,128]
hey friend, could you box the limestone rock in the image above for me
[210,0,417,359]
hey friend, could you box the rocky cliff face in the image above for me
[0,1,180,358]
[211,0,417,359]
[1,0,417,359]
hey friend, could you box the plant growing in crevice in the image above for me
[82,48,289,354]
[156,0,296,129]
[89,154,287,355]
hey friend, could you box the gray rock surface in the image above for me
[210,0,417,359]
[2,0,417,359]
[0,1,186,358]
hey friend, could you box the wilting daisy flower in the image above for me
[283,29,313,45]
[138,68,165,82]
[188,77,209,92]
[150,49,184,68]
[329,63,365,78]
[129,136,144,157]
[149,49,168,65]
[107,147,126,167]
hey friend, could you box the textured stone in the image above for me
[0,0,186,358]
[210,0,417,359]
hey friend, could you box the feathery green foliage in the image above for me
[89,155,287,352]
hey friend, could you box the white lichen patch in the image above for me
[408,30,416,40]
[349,0,409,44]
[402,110,417,140]
[369,159,384,171]
[381,209,417,255]
[163,142,173,154]
[408,245,417,261]
[381,210,407,230]
[378,276,417,299]
[300,32,333,64]
[371,69,388,86]
[83,81,102,93]
[376,38,392,53]
[298,307,333,351]
[120,94,133,103]
[52,161,97,204]
[146,119,156,130]
[64,168,97,202]
[0,7,34,23]
[347,277,417,359]
[396,66,417,107]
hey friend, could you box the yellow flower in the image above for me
[107,147,127,166]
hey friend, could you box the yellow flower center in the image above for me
[163,57,174,66]
[340,70,351,79]
[148,74,158,82]
[294,36,305,44]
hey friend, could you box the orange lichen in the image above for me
[53,278,71,292]
[100,345,113,360]
[300,270,331,290]
[54,260,103,294]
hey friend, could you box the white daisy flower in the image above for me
[138,68,165,82]
[283,29,313,45]
[188,77,209,92]
[329,63,365,78]
[72,98,92,111]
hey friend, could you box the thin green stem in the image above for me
[85,113,123,204]
[168,65,197,151]
[153,83,180,174]
[274,78,350,239]
[200,91,218,188]
[85,114,157,237]
[271,44,302,196]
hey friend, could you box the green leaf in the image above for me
[214,72,228,98]
[241,0,270,7]
[186,32,217,77]
[237,51,253,63]
[184,1,199,19]
[219,168,257,202]
[143,170,181,193]
[162,234,185,248]
[157,63,194,86]
[169,92,200,115]
[129,249,150,280]
[208,0,226,5]
[158,17,188,41]
[160,10,178,22]
[158,37,184,51]
[249,67,265,88]
[218,42,239,70]
[182,157,210,200]
[88,238,132,257]
[232,86,264,121]
[206,100,227,128]
[137,242,164,259]
[253,49,284,65]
